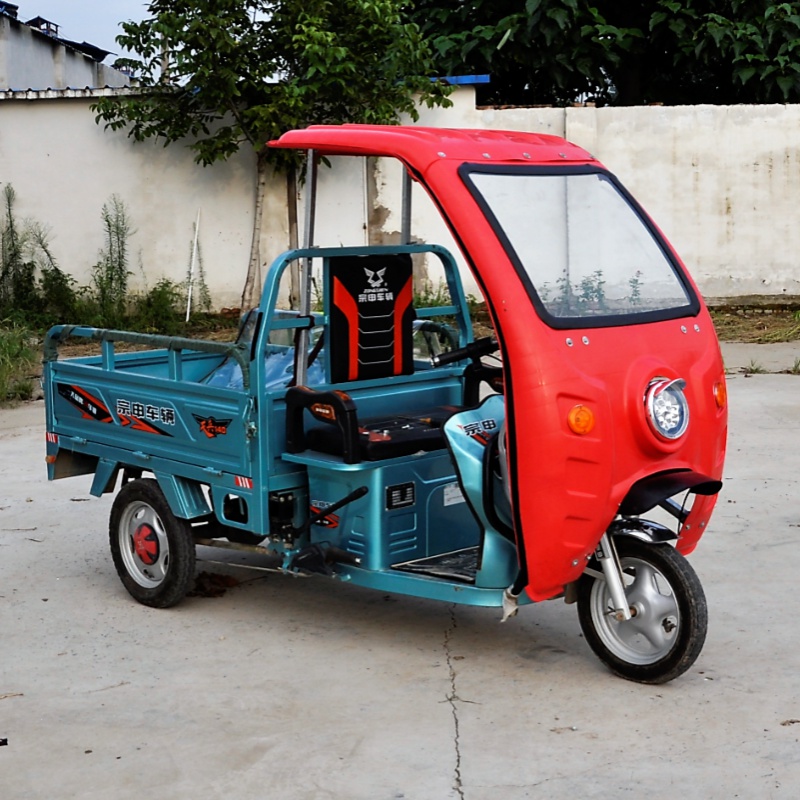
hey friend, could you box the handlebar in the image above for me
[431,336,498,367]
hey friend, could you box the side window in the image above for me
[412,276,465,366]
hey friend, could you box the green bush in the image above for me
[130,279,184,335]
[0,322,37,403]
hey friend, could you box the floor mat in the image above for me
[392,547,479,583]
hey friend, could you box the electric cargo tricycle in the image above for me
[44,125,727,683]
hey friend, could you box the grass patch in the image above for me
[710,307,800,343]
[0,322,37,404]
[741,358,767,375]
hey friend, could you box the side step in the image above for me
[392,547,479,583]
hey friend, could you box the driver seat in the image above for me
[285,252,455,463]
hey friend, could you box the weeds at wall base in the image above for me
[0,185,230,401]
[0,322,37,404]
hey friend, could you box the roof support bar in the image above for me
[296,150,318,387]
[401,168,412,245]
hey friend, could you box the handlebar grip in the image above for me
[431,336,498,367]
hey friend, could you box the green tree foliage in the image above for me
[408,0,800,106]
[93,0,450,307]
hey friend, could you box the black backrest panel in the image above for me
[327,253,415,383]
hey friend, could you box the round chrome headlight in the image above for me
[645,378,689,440]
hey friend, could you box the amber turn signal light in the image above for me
[713,380,727,410]
[567,404,595,435]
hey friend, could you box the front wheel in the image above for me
[109,478,195,608]
[577,537,707,684]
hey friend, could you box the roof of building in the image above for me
[59,39,112,62]
[0,7,115,63]
[25,15,56,29]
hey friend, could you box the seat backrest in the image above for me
[326,252,415,383]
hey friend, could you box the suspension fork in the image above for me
[595,532,632,622]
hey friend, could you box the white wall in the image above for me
[311,91,800,302]
[562,104,800,299]
[1,86,799,310]
[0,92,257,308]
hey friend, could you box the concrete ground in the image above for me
[720,340,800,375]
[2,342,799,799]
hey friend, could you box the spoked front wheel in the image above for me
[577,537,707,684]
[109,478,195,608]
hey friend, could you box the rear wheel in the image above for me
[109,478,195,608]
[577,537,707,684]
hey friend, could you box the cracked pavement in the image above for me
[3,364,800,798]
[444,608,464,800]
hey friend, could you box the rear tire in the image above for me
[109,478,195,608]
[577,537,707,684]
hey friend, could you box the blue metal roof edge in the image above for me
[444,75,490,86]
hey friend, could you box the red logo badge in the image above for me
[193,414,232,438]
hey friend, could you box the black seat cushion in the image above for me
[306,406,459,461]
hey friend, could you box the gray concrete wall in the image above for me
[1,85,798,308]
[0,16,129,90]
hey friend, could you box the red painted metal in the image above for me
[271,125,727,602]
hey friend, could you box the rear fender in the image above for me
[153,473,212,520]
[90,458,121,496]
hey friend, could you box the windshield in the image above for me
[462,166,696,328]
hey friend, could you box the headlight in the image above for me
[645,378,689,440]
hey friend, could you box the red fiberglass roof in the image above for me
[269,124,594,171]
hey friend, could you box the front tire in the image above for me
[577,537,707,684]
[109,478,195,608]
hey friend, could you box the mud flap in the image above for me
[500,586,520,622]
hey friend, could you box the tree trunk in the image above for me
[240,151,270,310]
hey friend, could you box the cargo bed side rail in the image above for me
[44,325,251,390]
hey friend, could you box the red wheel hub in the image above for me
[133,523,160,565]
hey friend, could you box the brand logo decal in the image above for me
[57,384,173,437]
[358,267,394,304]
[193,414,232,438]
[364,267,386,289]
[459,418,498,447]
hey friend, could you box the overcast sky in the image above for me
[15,1,149,56]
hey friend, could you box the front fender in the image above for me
[607,518,677,545]
[618,469,722,517]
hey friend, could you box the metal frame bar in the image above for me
[296,150,318,386]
